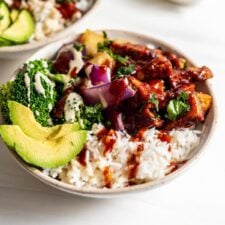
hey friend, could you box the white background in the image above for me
[0,0,225,224]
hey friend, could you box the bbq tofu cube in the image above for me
[196,92,212,117]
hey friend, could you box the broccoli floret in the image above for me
[81,104,104,130]
[0,81,13,124]
[0,59,57,126]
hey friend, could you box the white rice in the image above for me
[43,124,200,189]
[4,0,91,41]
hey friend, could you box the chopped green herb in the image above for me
[102,30,107,39]
[166,91,190,121]
[97,40,128,65]
[179,58,188,69]
[74,42,84,52]
[97,40,112,52]
[148,93,159,111]
[117,64,135,78]
[177,91,189,102]
[113,54,128,65]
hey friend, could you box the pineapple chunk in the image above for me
[89,52,115,69]
[79,30,104,56]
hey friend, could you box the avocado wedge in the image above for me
[8,101,80,140]
[0,125,87,168]
[0,2,11,33]
[0,37,12,46]
[1,9,34,44]
[10,9,19,22]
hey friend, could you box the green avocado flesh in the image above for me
[1,9,35,43]
[0,2,11,33]
[0,37,12,46]
[10,9,19,22]
[0,125,87,168]
[8,101,80,140]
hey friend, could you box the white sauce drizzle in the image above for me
[34,71,55,98]
[64,93,83,123]
[24,73,31,106]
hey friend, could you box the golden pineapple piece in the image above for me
[79,29,104,56]
[89,52,115,69]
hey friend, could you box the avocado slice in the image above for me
[8,101,80,140]
[1,9,35,44]
[0,125,87,168]
[0,2,11,33]
[10,9,19,22]
[0,37,12,46]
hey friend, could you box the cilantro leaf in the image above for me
[97,41,128,65]
[148,93,159,111]
[177,91,189,102]
[117,64,135,78]
[166,91,190,121]
[74,42,84,52]
[113,55,128,65]
[97,40,112,52]
[102,30,107,39]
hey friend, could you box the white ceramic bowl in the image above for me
[2,30,216,198]
[167,0,200,4]
[0,0,99,59]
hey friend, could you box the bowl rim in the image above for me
[3,29,218,197]
[0,0,99,52]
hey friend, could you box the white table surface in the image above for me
[0,0,225,224]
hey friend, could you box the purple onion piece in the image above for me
[114,112,124,130]
[85,63,111,85]
[53,50,74,74]
[55,42,74,57]
[105,106,125,131]
[81,78,136,108]
[53,42,86,74]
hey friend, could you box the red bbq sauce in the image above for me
[69,67,77,78]
[77,146,87,167]
[103,166,113,188]
[12,0,21,9]
[97,128,117,156]
[157,131,172,143]
[109,79,128,104]
[128,144,144,184]
[56,2,79,20]
[168,160,187,174]
[131,128,147,142]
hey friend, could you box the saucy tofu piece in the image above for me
[111,41,156,60]
[196,92,212,116]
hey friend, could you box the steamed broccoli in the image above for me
[0,59,57,126]
[81,104,104,130]
[0,81,13,124]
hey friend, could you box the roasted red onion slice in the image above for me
[53,50,74,74]
[53,44,84,75]
[85,63,111,85]
[81,78,136,108]
[105,106,125,130]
